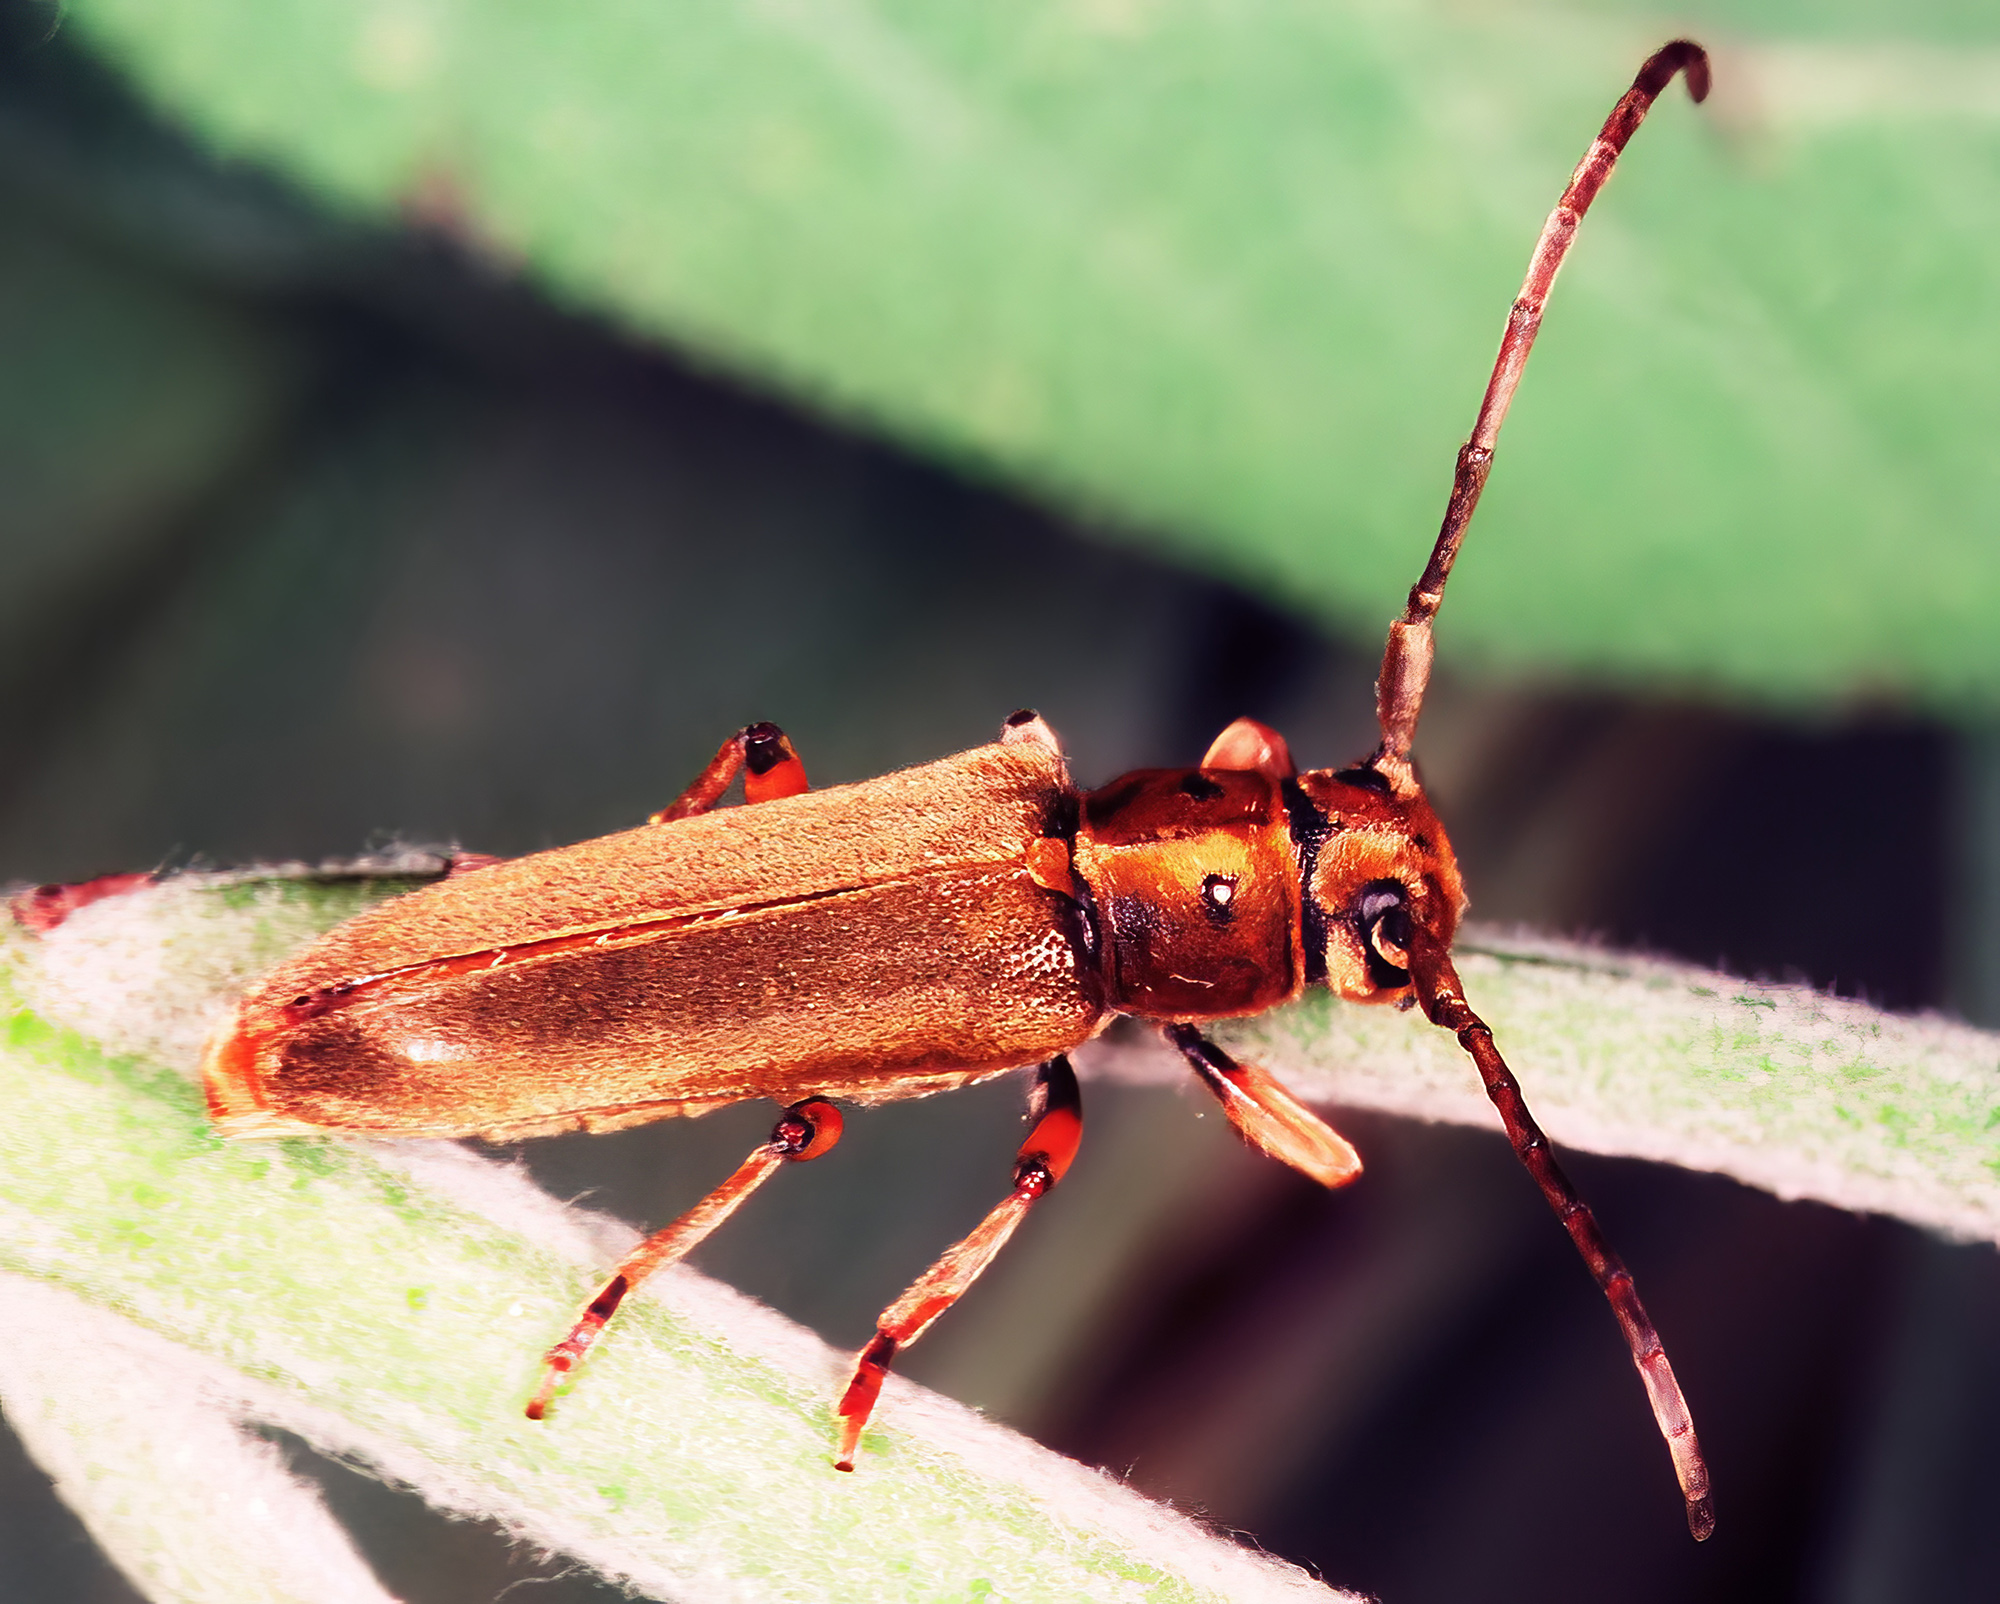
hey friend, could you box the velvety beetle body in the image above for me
[199,40,1718,1539]
[207,723,1104,1141]
[206,713,1458,1177]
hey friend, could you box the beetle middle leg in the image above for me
[526,1096,844,1421]
[1164,1022,1362,1188]
[833,1057,1084,1470]
[649,721,809,823]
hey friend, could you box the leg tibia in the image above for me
[526,1097,842,1420]
[833,1058,1081,1470]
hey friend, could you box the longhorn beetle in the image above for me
[202,41,1715,1540]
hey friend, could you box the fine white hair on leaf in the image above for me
[0,871,1349,1604]
[20,865,2000,1244]
[9,863,1999,1598]
[0,1275,400,1604]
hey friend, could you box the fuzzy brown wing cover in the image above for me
[207,741,1106,1139]
[266,741,1073,982]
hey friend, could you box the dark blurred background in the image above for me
[4,5,1999,1602]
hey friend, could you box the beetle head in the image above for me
[1289,762,1466,1006]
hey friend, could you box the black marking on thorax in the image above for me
[1039,785,1104,996]
[1331,763,1391,796]
[1281,778,1336,986]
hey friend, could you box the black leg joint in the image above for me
[741,722,790,775]
[1026,1055,1082,1124]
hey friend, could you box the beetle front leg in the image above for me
[833,1057,1083,1471]
[1164,1022,1362,1188]
[526,1096,843,1420]
[650,721,809,823]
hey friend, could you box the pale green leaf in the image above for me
[0,871,1344,1604]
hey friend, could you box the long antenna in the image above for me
[1374,40,1711,792]
[1384,40,1718,1541]
[1411,931,1715,1540]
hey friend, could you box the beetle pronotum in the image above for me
[200,41,1715,1539]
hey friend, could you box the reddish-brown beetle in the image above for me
[200,42,1715,1539]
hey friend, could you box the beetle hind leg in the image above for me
[650,722,809,823]
[833,1057,1083,1470]
[526,1097,843,1421]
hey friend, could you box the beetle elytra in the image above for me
[201,40,1715,1540]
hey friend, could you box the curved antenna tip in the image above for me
[1369,38,1712,760]
[1645,39,1711,104]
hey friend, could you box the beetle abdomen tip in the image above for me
[200,1008,304,1137]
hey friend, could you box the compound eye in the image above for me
[1356,882,1413,988]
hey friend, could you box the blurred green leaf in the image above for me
[60,0,2000,708]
